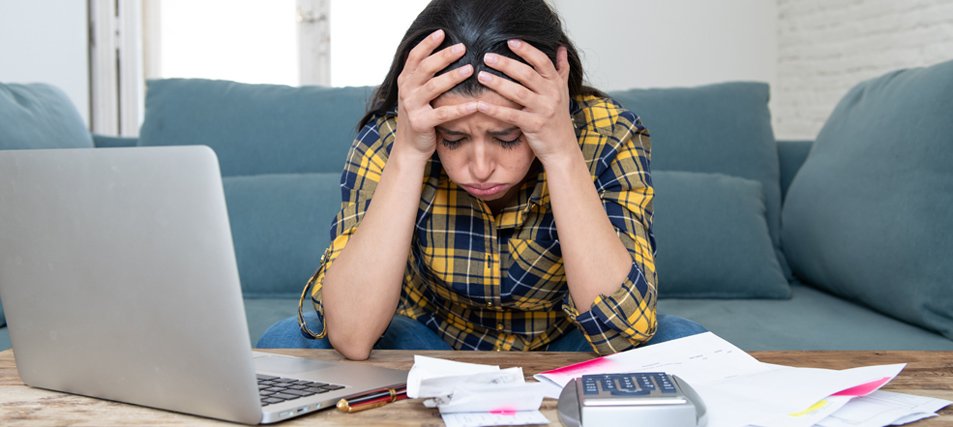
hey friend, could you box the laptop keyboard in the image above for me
[257,374,346,406]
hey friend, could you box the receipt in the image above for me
[406,355,549,424]
[442,410,550,427]
[407,355,501,399]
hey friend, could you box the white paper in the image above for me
[535,332,765,389]
[441,410,550,427]
[815,390,952,427]
[750,368,907,427]
[419,367,526,401]
[535,332,915,427]
[742,363,905,427]
[539,381,563,400]
[748,395,853,427]
[407,355,501,398]
[435,382,548,414]
[407,355,547,416]
[888,413,937,425]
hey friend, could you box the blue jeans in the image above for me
[257,313,452,350]
[256,312,707,352]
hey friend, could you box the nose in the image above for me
[468,141,495,182]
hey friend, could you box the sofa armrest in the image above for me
[92,134,138,148]
[778,140,813,201]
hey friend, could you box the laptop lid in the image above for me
[0,146,262,424]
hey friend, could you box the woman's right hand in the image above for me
[395,29,477,158]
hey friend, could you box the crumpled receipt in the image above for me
[406,355,548,415]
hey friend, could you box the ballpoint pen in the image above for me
[336,386,408,413]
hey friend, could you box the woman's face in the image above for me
[432,90,536,205]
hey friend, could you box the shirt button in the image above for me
[497,323,505,331]
[486,302,493,308]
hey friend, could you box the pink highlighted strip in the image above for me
[833,377,891,397]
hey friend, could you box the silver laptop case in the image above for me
[0,147,406,424]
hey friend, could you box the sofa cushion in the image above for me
[223,173,342,296]
[782,59,953,340]
[653,171,789,298]
[244,297,300,346]
[659,283,953,351]
[139,79,373,176]
[610,83,789,280]
[0,83,92,150]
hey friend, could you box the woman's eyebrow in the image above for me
[435,126,520,137]
[488,127,519,138]
[436,126,467,136]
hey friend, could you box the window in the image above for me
[328,0,429,87]
[94,0,432,135]
[150,0,299,86]
[148,0,430,87]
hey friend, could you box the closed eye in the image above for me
[439,133,521,150]
[441,138,465,150]
[496,135,521,149]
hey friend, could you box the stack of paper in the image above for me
[406,355,550,427]
[535,332,951,427]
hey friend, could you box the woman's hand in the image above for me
[476,41,578,166]
[395,29,478,160]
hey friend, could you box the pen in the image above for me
[336,386,408,413]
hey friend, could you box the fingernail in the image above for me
[508,39,522,48]
[432,29,444,40]
[467,102,478,112]
[478,71,492,83]
[484,53,497,65]
[476,101,488,111]
[458,64,473,76]
[452,43,465,54]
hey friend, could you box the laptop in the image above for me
[0,146,407,424]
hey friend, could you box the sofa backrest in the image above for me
[132,79,816,299]
[610,83,794,299]
[137,79,377,296]
[778,140,812,201]
[782,58,953,341]
[138,79,374,177]
[0,82,93,150]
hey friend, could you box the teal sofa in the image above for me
[2,59,952,352]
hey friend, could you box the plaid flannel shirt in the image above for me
[305,94,656,355]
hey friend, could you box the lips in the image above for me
[460,183,508,198]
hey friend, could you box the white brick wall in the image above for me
[774,0,953,140]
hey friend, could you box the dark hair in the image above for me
[358,0,602,129]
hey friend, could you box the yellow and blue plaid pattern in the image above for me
[306,95,656,355]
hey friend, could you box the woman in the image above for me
[258,0,705,360]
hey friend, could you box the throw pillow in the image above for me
[139,79,373,177]
[223,173,342,296]
[653,171,790,299]
[0,83,93,150]
[782,59,953,340]
[610,83,789,280]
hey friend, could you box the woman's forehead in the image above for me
[433,90,520,110]
[433,90,521,132]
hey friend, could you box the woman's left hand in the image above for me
[477,40,578,165]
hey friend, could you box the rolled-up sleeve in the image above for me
[561,106,658,355]
[303,116,396,336]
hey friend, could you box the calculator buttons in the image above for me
[579,373,687,404]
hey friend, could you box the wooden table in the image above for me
[1,349,951,426]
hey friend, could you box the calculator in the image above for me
[556,372,707,427]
